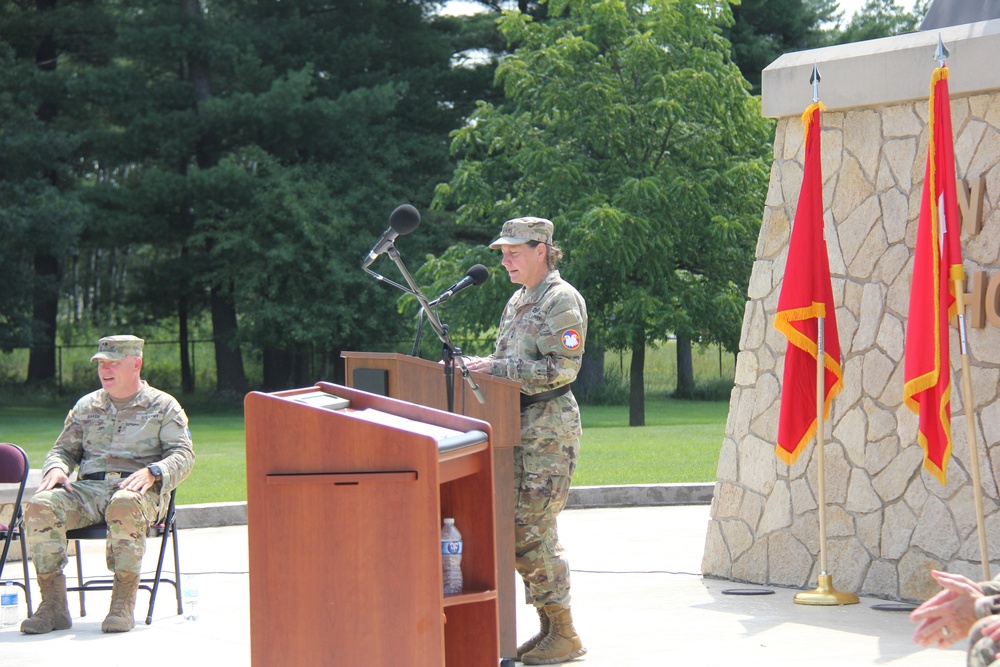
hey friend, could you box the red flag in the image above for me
[774,102,843,465]
[904,66,964,485]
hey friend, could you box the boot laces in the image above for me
[108,580,136,616]
[109,597,130,615]
[36,599,63,617]
[533,626,566,652]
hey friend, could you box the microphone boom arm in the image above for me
[383,246,486,405]
[362,245,420,297]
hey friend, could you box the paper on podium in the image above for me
[351,408,465,440]
[290,391,350,411]
[350,409,488,452]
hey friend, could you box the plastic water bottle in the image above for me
[441,518,463,596]
[1,581,18,628]
[183,583,199,621]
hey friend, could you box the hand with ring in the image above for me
[911,570,983,648]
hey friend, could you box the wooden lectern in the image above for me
[245,382,499,667]
[342,352,521,662]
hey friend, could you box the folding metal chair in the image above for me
[0,443,33,618]
[65,489,183,624]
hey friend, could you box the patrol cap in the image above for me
[489,217,554,249]
[90,335,145,362]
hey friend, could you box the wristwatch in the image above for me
[147,464,163,481]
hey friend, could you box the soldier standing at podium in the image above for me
[463,217,588,665]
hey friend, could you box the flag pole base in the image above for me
[794,574,860,606]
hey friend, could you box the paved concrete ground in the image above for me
[0,505,965,666]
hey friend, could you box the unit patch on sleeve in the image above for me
[562,330,582,351]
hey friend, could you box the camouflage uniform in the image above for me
[479,268,587,607]
[25,380,194,576]
[968,578,1000,667]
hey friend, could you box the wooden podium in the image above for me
[342,352,521,661]
[245,382,499,667]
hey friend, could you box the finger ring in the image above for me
[942,625,951,638]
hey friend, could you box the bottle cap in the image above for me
[444,518,454,524]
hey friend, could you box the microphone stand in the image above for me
[373,243,486,409]
[410,307,427,358]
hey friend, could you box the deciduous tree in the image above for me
[833,0,928,44]
[435,0,771,423]
[725,0,839,94]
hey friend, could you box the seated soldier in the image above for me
[21,335,194,634]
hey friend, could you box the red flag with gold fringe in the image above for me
[904,66,964,485]
[774,102,843,465]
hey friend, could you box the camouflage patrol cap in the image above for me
[90,335,145,362]
[489,217,554,249]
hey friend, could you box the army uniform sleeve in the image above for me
[156,399,195,492]
[981,574,1000,597]
[498,287,587,389]
[467,353,497,370]
[976,595,1000,618]
[42,404,87,477]
[487,296,519,379]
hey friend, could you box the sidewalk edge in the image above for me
[173,483,715,529]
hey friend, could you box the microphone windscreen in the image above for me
[467,264,490,286]
[389,204,421,235]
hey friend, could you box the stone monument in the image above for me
[702,18,1000,601]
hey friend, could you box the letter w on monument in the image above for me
[903,65,964,486]
[773,101,843,466]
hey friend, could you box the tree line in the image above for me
[1,0,925,422]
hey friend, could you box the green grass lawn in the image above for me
[575,398,728,485]
[0,403,247,506]
[1,394,727,504]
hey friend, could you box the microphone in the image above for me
[434,264,490,305]
[361,204,421,268]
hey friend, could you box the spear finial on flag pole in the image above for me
[810,61,821,104]
[935,34,949,67]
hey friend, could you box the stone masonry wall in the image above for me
[702,91,1000,601]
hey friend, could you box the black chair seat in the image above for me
[65,524,108,540]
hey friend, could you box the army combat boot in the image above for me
[20,572,72,634]
[517,605,551,659]
[101,571,140,633]
[521,604,587,665]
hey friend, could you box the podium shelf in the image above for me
[443,589,498,608]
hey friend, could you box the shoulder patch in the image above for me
[562,329,582,351]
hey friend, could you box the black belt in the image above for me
[520,385,571,408]
[80,471,132,481]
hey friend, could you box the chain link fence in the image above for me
[0,340,223,396]
[1,338,736,399]
[0,339,468,396]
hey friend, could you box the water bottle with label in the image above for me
[1,581,18,628]
[183,582,199,621]
[441,518,463,596]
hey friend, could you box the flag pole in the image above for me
[795,63,859,606]
[818,322,827,578]
[793,317,859,606]
[956,281,991,580]
[936,34,991,580]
